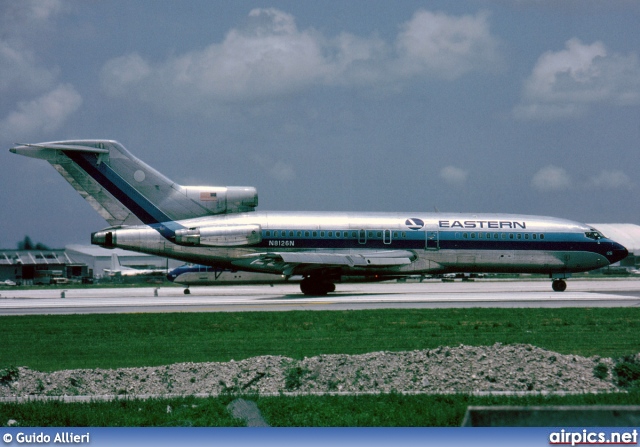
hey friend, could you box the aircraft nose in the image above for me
[607,242,629,264]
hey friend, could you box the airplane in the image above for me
[10,140,628,295]
[167,264,299,293]
[103,253,166,278]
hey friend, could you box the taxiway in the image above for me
[0,278,639,315]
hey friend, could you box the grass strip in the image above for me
[1,392,639,427]
[0,308,638,371]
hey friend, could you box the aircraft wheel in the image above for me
[300,278,334,295]
[184,288,191,295]
[552,279,567,292]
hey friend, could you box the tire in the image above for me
[552,279,567,292]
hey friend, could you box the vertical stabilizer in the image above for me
[111,253,121,271]
[10,140,258,226]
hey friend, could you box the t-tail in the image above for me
[10,140,258,227]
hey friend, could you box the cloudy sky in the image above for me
[1,0,639,248]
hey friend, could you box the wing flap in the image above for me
[274,251,413,267]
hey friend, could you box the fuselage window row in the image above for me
[456,232,546,240]
[263,230,409,239]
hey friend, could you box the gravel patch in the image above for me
[0,343,622,399]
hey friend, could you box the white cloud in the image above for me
[395,10,501,80]
[2,0,63,30]
[515,38,640,119]
[439,166,468,187]
[100,8,502,110]
[0,40,58,93]
[531,166,634,192]
[531,165,572,191]
[0,84,82,139]
[0,0,65,94]
[0,0,80,138]
[588,170,634,190]
[100,53,152,96]
[269,161,296,182]
[251,152,297,183]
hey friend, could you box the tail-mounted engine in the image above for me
[175,224,262,247]
[182,186,258,214]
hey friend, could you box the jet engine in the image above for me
[182,186,258,214]
[175,224,262,247]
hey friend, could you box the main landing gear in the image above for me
[300,277,336,295]
[551,279,567,292]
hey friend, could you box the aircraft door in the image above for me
[426,229,439,250]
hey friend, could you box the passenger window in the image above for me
[297,231,302,237]
[328,231,333,237]
[540,234,545,240]
[532,234,537,240]
[494,233,498,239]
[525,234,529,240]
[471,233,476,239]
[320,231,325,237]
[463,233,468,239]
[313,231,317,237]
[305,231,310,237]
[377,231,382,238]
[509,234,514,239]
[517,234,522,240]
[265,231,271,237]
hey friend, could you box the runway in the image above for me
[0,278,639,315]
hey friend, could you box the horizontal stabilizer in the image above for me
[14,143,109,154]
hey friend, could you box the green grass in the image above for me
[2,392,640,427]
[1,308,639,371]
[1,307,639,426]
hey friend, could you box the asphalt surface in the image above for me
[0,278,639,315]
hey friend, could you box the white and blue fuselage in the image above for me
[11,140,628,294]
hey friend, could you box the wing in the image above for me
[236,250,415,276]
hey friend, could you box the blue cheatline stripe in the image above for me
[65,151,183,238]
[259,229,607,254]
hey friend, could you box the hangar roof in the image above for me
[0,249,71,265]
[65,244,152,258]
[589,224,640,253]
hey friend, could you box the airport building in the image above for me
[0,246,182,284]
[0,249,87,285]
[65,245,183,279]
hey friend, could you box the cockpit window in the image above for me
[585,230,604,240]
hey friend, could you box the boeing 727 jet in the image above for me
[10,140,628,295]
